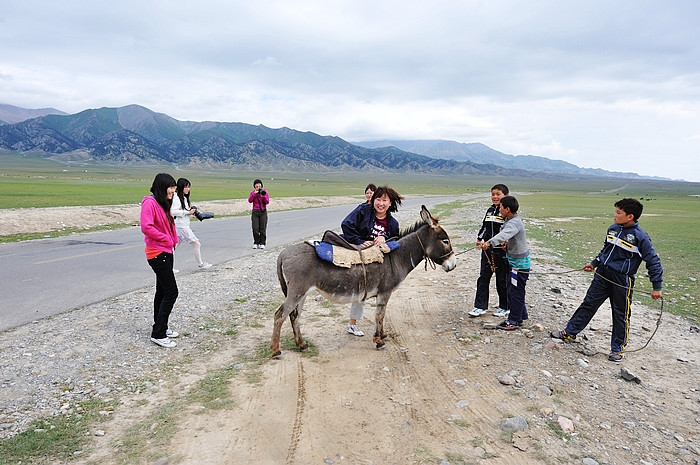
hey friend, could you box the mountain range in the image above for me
[0,103,657,179]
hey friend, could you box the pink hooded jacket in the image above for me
[140,195,178,254]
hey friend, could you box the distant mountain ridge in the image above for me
[0,103,657,179]
[355,139,648,179]
[0,103,66,125]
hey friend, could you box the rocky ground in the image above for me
[0,198,698,465]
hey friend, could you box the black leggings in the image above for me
[147,252,179,338]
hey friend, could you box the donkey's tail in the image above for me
[277,254,288,297]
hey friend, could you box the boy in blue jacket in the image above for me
[551,198,663,362]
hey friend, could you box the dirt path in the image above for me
[161,263,698,465]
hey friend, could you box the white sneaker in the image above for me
[493,308,510,317]
[150,337,176,348]
[173,269,180,274]
[347,324,364,336]
[198,262,212,269]
[166,329,179,338]
[468,308,487,317]
[259,245,265,249]
[253,244,259,249]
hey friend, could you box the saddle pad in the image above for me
[310,240,400,268]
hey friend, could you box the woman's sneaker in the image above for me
[166,329,179,338]
[608,352,623,362]
[150,337,177,348]
[468,308,487,317]
[347,324,364,336]
[198,262,212,269]
[493,308,510,317]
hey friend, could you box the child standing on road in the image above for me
[479,195,530,331]
[551,198,663,362]
[171,178,212,270]
[140,173,180,348]
[468,184,510,318]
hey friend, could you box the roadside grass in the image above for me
[112,363,240,464]
[0,398,116,464]
[0,223,136,243]
[523,192,699,321]
[113,400,180,464]
[0,154,496,209]
[186,365,239,411]
[254,333,319,360]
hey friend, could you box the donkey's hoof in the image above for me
[298,343,308,350]
[375,340,386,349]
[271,350,282,359]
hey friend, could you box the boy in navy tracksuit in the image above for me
[551,198,663,362]
[469,184,510,318]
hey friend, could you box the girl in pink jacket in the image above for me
[140,173,180,348]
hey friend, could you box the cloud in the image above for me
[0,0,699,181]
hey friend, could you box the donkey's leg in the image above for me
[289,305,308,350]
[373,294,391,348]
[270,303,287,358]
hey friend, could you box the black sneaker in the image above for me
[550,329,576,342]
[497,320,518,331]
[608,352,623,362]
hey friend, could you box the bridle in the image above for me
[416,230,453,271]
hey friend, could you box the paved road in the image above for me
[1,197,454,332]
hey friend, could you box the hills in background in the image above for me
[0,103,660,180]
[354,140,634,178]
[0,103,66,124]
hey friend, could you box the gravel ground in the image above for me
[1,199,698,465]
[0,204,420,439]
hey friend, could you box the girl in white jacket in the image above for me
[171,178,212,270]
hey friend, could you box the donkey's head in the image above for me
[418,205,456,272]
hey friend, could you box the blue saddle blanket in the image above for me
[311,240,401,267]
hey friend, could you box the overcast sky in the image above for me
[1,1,698,181]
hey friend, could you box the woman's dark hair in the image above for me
[371,186,403,213]
[176,178,191,211]
[150,173,177,223]
[253,179,263,188]
[365,183,377,193]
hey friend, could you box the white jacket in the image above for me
[171,193,192,228]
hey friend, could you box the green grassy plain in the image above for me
[1,152,698,320]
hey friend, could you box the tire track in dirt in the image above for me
[285,358,306,465]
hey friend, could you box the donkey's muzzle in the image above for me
[441,255,457,272]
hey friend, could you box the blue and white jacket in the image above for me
[591,222,663,290]
[477,204,505,242]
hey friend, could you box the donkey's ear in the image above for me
[420,205,439,228]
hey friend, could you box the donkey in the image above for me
[270,205,456,357]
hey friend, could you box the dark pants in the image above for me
[251,210,268,245]
[474,249,509,310]
[565,265,633,353]
[147,252,179,339]
[507,267,529,323]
